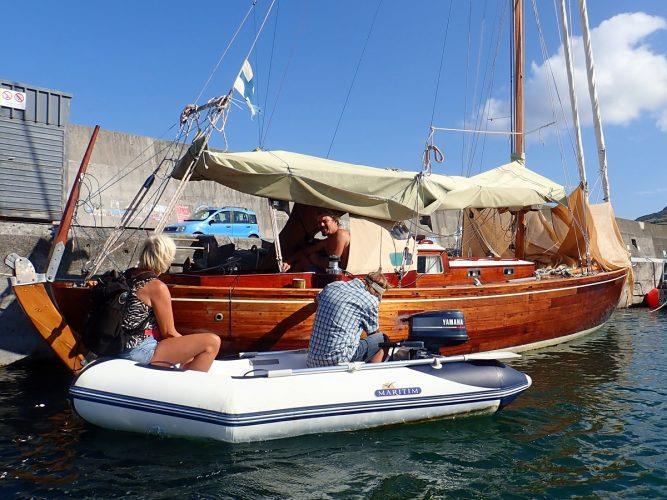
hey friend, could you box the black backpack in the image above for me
[81,270,155,356]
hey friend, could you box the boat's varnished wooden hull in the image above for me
[51,268,627,356]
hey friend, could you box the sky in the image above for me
[4,0,667,219]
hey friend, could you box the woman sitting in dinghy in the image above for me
[118,235,221,371]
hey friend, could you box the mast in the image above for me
[511,0,527,259]
[46,125,100,282]
[512,0,525,161]
[558,0,588,195]
[577,0,611,201]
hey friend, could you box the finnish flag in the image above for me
[233,60,260,118]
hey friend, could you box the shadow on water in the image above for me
[1,309,665,498]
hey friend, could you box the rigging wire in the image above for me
[460,0,473,173]
[531,0,593,267]
[261,0,307,146]
[475,7,509,173]
[428,0,454,128]
[259,0,280,148]
[509,0,515,155]
[465,0,487,175]
[74,2,273,276]
[468,0,508,174]
[551,0,584,177]
[252,5,261,145]
[193,1,258,106]
[531,2,577,194]
[86,121,180,199]
[151,0,278,239]
[326,0,383,158]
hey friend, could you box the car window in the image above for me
[234,211,249,223]
[248,214,257,224]
[186,209,217,221]
[211,211,231,223]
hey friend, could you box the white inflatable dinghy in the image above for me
[70,348,531,443]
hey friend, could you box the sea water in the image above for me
[1,309,665,498]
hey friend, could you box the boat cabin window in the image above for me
[467,269,481,278]
[503,267,515,276]
[418,255,443,274]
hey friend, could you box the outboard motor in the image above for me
[408,310,468,353]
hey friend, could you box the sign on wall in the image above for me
[1,89,26,110]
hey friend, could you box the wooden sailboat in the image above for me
[8,0,628,372]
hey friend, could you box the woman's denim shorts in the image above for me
[118,336,157,364]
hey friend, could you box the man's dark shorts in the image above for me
[351,332,385,362]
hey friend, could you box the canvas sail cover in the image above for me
[441,160,566,210]
[346,216,417,275]
[462,187,631,274]
[172,144,566,221]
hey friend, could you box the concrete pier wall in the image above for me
[615,218,667,305]
[65,125,281,238]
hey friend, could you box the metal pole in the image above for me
[268,199,284,272]
[578,0,611,201]
[512,0,525,161]
[558,0,588,195]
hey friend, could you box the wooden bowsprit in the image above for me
[11,282,84,372]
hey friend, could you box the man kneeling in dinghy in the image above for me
[306,270,389,367]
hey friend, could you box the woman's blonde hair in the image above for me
[139,235,176,274]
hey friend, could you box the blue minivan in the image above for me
[164,207,260,238]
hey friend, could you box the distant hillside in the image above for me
[637,206,667,225]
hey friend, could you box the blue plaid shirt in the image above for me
[307,279,379,367]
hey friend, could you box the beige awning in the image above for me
[437,160,567,209]
[172,145,566,221]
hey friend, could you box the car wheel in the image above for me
[193,232,203,235]
[249,234,259,239]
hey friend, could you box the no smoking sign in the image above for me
[1,89,27,111]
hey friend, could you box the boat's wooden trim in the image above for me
[12,283,85,372]
[50,268,627,358]
[164,271,626,305]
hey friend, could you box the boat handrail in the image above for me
[238,348,309,359]
[234,351,520,379]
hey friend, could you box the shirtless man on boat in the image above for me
[282,209,350,272]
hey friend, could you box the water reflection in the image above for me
[0,310,665,498]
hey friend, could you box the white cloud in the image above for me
[659,108,667,132]
[487,12,667,134]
